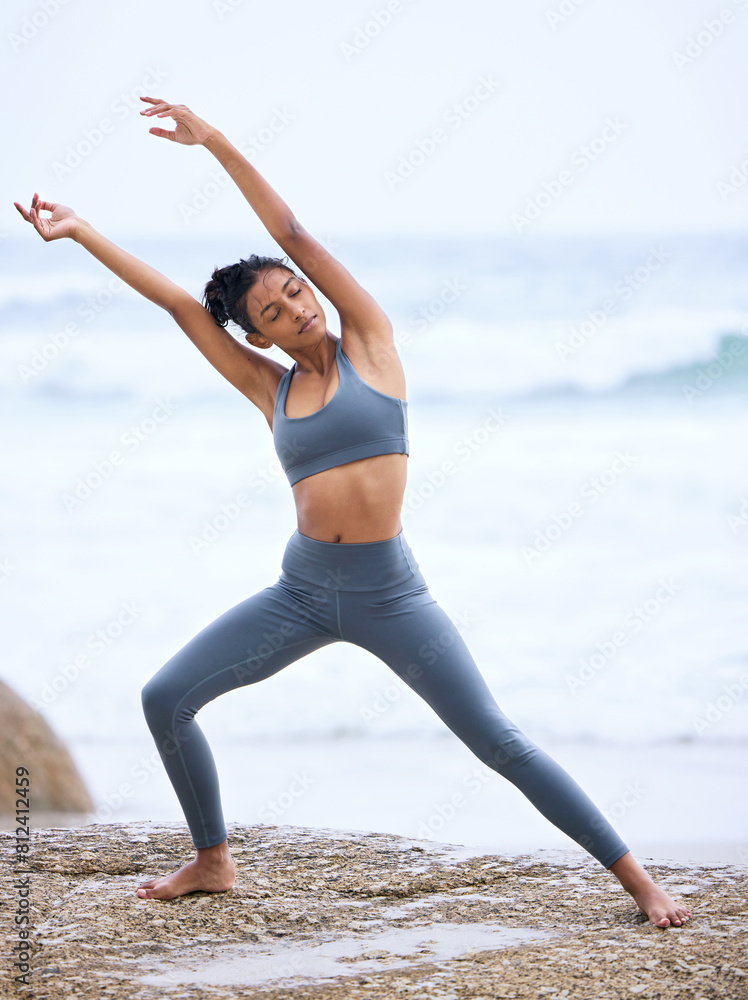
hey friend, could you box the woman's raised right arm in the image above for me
[13,194,283,417]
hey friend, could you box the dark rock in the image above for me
[0,677,93,814]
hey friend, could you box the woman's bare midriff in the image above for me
[292,453,408,543]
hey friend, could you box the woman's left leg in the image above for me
[342,579,629,870]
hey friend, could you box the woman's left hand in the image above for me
[139,97,217,145]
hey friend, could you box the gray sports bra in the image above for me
[272,337,409,486]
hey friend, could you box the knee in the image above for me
[141,674,172,726]
[473,713,538,773]
[487,733,537,772]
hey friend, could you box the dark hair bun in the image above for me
[202,255,298,335]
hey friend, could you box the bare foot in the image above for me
[135,840,236,901]
[608,851,692,928]
[631,880,692,928]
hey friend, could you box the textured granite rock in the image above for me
[1,821,746,999]
[0,678,92,814]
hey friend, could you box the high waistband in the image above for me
[279,528,421,592]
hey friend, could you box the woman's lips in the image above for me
[300,315,316,333]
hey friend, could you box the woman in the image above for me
[14,97,691,928]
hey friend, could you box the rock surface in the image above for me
[0,678,93,814]
[1,821,746,999]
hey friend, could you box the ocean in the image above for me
[2,231,747,865]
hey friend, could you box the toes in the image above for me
[669,905,692,926]
[136,879,163,898]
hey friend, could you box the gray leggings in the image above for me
[142,528,629,867]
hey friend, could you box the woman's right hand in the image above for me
[14,193,81,241]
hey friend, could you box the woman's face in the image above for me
[242,268,324,349]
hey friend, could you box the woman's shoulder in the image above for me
[339,329,406,402]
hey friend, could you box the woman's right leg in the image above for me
[141,580,337,851]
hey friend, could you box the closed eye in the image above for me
[270,287,301,321]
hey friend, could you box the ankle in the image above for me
[196,840,233,864]
[621,875,657,896]
[609,855,656,893]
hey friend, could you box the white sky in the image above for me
[2,0,747,239]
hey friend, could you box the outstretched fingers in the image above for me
[139,95,175,114]
[14,192,38,220]
[139,96,179,118]
[147,127,177,141]
[14,196,43,235]
[139,97,182,141]
[13,201,31,222]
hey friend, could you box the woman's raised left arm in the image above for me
[140,97,393,346]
